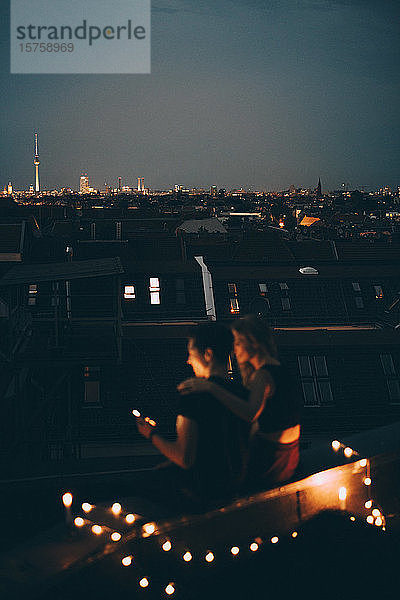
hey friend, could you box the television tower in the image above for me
[34,133,40,193]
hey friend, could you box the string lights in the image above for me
[329,442,387,532]
[60,437,389,598]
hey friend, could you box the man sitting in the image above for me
[136,322,250,512]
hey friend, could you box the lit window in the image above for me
[149,277,161,305]
[258,283,268,296]
[281,297,291,311]
[230,298,240,313]
[352,282,361,292]
[28,284,37,306]
[279,282,289,290]
[228,283,238,296]
[228,282,239,314]
[374,285,384,299]
[124,285,136,300]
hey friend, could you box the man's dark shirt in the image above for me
[177,376,250,504]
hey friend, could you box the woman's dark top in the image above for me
[257,364,303,434]
[247,364,302,488]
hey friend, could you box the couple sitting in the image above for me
[136,316,302,514]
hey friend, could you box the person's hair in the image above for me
[187,322,233,365]
[231,315,278,386]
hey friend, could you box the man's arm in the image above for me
[178,371,274,423]
[136,415,198,470]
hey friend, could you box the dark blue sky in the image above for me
[1,0,399,192]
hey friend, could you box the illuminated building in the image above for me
[80,174,90,194]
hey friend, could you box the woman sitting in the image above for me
[178,315,302,491]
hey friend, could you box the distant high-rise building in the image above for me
[137,177,145,192]
[80,174,89,194]
[118,176,122,191]
[316,178,322,199]
[34,133,40,193]
[7,182,13,194]
[210,185,218,197]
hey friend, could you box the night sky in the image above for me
[1,0,399,192]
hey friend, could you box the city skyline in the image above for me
[1,1,399,192]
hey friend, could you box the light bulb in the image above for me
[183,552,192,562]
[230,546,240,555]
[165,583,175,595]
[359,459,367,467]
[365,500,372,509]
[91,525,102,535]
[125,513,136,524]
[62,492,73,508]
[271,537,279,544]
[250,542,259,551]
[205,552,214,562]
[142,522,156,536]
[139,578,149,588]
[74,517,84,527]
[82,502,93,513]
[331,440,340,451]
[111,532,121,542]
[344,447,353,458]
[111,503,122,515]
[162,540,172,552]
[122,555,132,566]
[366,516,374,524]
[364,477,372,486]
[338,487,347,501]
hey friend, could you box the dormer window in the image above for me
[124,285,136,300]
[150,277,161,305]
[28,284,38,306]
[258,283,268,296]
